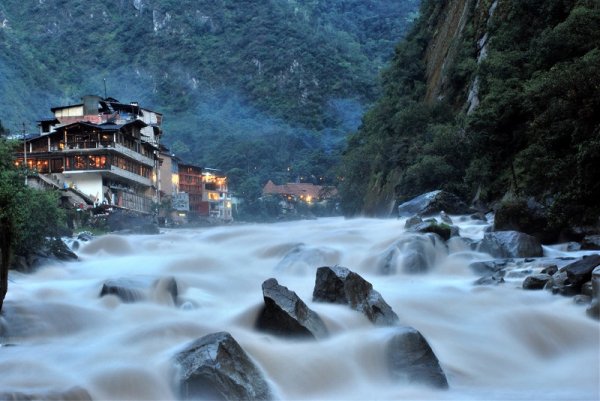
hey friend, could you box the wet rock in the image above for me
[581,235,600,250]
[76,231,94,242]
[440,211,453,225]
[397,190,469,218]
[313,266,399,326]
[522,274,552,290]
[47,238,79,261]
[560,254,600,291]
[544,271,579,296]
[573,295,591,305]
[10,238,78,272]
[379,234,447,275]
[474,274,505,286]
[173,331,273,401]
[540,264,558,276]
[386,327,449,389]
[566,242,582,252]
[408,221,454,241]
[469,260,508,276]
[256,278,328,339]
[99,276,178,304]
[0,387,92,401]
[586,299,599,320]
[478,231,543,258]
[404,215,423,229]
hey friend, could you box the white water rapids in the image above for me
[1,216,598,400]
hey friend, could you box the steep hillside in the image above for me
[340,0,600,234]
[0,1,416,176]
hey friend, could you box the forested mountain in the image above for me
[0,0,418,200]
[340,0,600,235]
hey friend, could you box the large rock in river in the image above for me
[173,332,273,401]
[560,254,600,291]
[478,231,543,258]
[397,190,468,217]
[256,278,328,339]
[386,327,449,389]
[99,276,179,304]
[313,266,399,326]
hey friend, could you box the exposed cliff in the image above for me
[340,0,600,234]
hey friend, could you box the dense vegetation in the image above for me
[0,130,67,311]
[0,0,418,205]
[340,0,600,233]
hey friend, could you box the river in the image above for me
[1,216,598,400]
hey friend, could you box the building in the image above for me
[15,95,162,213]
[262,180,338,212]
[178,164,232,221]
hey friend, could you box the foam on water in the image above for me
[1,216,598,400]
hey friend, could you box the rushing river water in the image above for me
[1,216,598,400]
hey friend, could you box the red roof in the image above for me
[262,180,337,199]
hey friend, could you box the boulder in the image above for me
[560,254,600,291]
[540,264,558,276]
[173,332,273,401]
[468,260,508,276]
[440,211,453,225]
[544,271,579,296]
[493,198,555,243]
[397,190,469,218]
[478,231,543,258]
[522,274,552,290]
[379,234,446,275]
[0,387,92,401]
[10,238,78,272]
[256,278,328,339]
[581,235,600,250]
[386,327,449,389]
[408,221,456,241]
[313,266,399,326]
[99,276,178,304]
[404,216,423,229]
[474,274,505,286]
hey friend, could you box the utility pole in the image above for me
[22,122,27,186]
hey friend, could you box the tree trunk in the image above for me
[0,217,11,313]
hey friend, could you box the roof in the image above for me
[262,180,337,199]
[55,119,148,133]
[50,103,84,112]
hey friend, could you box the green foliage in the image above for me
[340,0,600,228]
[0,139,66,256]
[0,0,418,214]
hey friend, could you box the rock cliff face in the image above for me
[422,0,499,108]
[423,0,476,103]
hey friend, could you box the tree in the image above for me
[0,138,66,312]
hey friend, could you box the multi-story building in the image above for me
[15,95,232,221]
[15,95,162,213]
[177,164,232,221]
